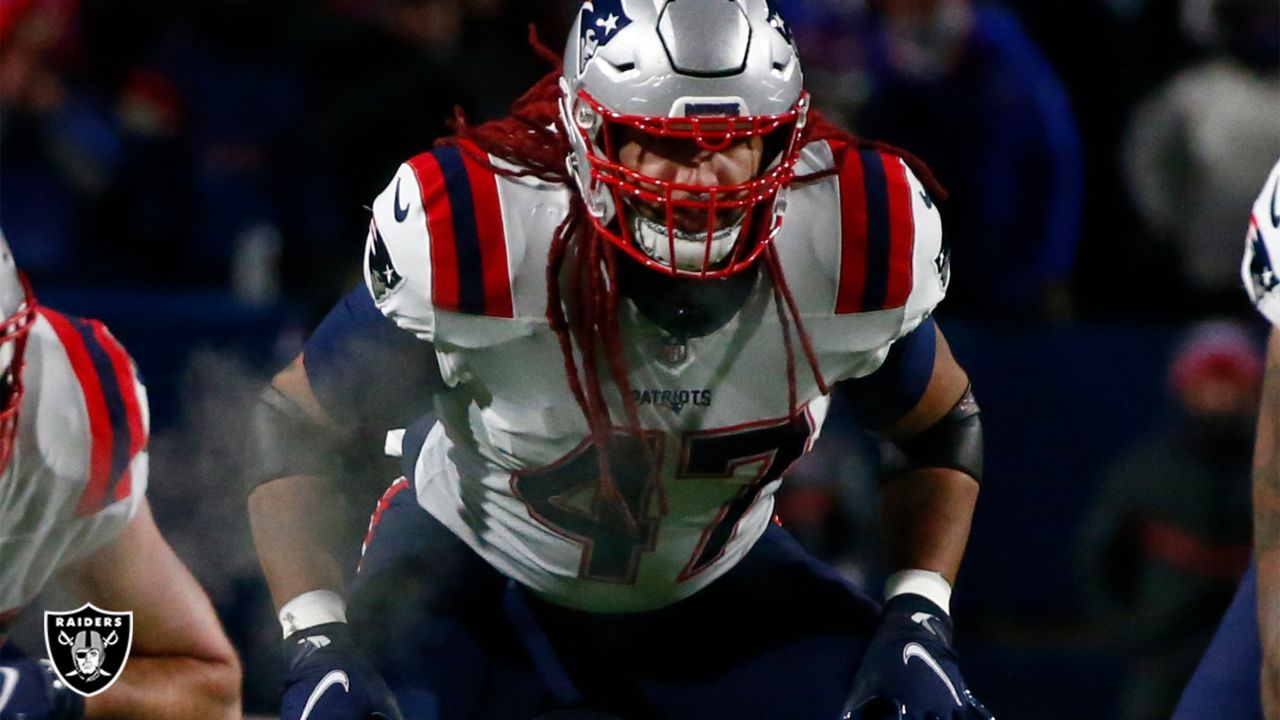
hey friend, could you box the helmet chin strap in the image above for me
[630,212,743,273]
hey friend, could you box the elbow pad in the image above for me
[879,386,983,484]
[245,386,345,495]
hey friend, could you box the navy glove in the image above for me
[281,623,404,720]
[843,594,994,720]
[0,647,85,720]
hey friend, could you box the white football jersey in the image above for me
[364,139,946,612]
[0,309,149,626]
[1244,158,1280,328]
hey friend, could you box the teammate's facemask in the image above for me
[0,244,36,472]
[567,90,809,278]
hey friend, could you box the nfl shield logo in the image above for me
[44,603,133,697]
[659,337,688,366]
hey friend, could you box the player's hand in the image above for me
[281,622,404,720]
[0,649,85,720]
[842,594,993,720]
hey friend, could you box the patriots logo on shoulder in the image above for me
[934,241,952,292]
[367,222,405,302]
[579,0,632,73]
[1248,221,1279,298]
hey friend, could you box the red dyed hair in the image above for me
[439,29,943,527]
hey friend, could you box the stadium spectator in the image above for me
[856,0,1084,319]
[1122,0,1280,315]
[1078,320,1260,720]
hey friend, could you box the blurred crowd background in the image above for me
[2,0,1277,717]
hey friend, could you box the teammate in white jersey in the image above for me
[250,2,993,718]
[0,238,241,719]
[1175,158,1280,719]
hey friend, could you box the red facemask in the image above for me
[570,89,810,278]
[0,273,36,471]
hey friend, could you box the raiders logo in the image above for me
[367,222,405,302]
[44,603,133,697]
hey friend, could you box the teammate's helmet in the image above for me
[560,0,809,278]
[0,234,37,471]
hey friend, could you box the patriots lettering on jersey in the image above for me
[367,222,405,302]
[833,147,916,314]
[630,388,712,413]
[578,0,632,72]
[39,310,146,517]
[406,142,515,318]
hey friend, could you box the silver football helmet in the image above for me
[560,0,809,278]
[0,232,37,470]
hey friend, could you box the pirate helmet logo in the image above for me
[43,603,133,697]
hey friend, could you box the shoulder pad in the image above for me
[365,141,519,340]
[1244,159,1280,328]
[34,309,150,516]
[829,144,946,327]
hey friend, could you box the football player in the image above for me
[0,237,242,719]
[1174,157,1280,719]
[249,2,993,718]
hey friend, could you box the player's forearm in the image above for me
[878,467,979,585]
[1255,330,1280,718]
[85,655,239,720]
[250,474,353,612]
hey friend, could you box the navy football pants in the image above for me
[1172,559,1264,719]
[349,476,880,719]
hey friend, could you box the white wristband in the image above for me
[884,569,952,616]
[278,589,348,638]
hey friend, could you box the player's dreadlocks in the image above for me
[440,28,943,529]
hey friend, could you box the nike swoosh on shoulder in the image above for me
[300,669,350,720]
[1270,179,1279,228]
[394,179,411,223]
[902,642,962,706]
[0,667,19,711]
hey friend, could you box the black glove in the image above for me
[0,647,85,720]
[842,594,994,720]
[280,623,404,720]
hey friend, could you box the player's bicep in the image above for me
[881,327,969,441]
[61,499,235,663]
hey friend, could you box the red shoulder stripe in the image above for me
[92,322,146,503]
[406,151,460,313]
[834,145,869,314]
[407,144,515,318]
[40,310,115,516]
[880,153,915,310]
[458,140,514,318]
[834,148,915,313]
